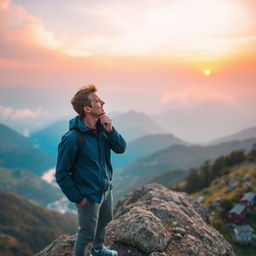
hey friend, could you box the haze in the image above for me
[0,0,255,143]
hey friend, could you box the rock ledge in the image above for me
[36,184,234,256]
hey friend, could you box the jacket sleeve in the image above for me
[55,133,83,203]
[105,127,126,154]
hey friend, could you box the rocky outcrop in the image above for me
[35,184,234,256]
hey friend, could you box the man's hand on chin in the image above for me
[100,115,113,132]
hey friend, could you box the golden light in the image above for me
[26,0,248,59]
[2,0,254,63]
[203,69,212,76]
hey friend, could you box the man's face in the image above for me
[86,92,105,117]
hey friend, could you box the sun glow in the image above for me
[203,69,212,76]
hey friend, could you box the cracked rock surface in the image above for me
[35,184,234,256]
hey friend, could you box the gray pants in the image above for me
[73,189,113,256]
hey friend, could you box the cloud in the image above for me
[70,0,256,59]
[0,0,64,63]
[0,105,47,119]
[0,105,13,118]
[1,0,255,62]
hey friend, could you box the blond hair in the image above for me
[71,84,98,118]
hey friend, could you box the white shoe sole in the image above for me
[89,254,118,256]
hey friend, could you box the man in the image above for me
[55,84,126,256]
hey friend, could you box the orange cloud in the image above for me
[1,0,256,62]
[0,0,60,49]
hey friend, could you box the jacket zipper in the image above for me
[98,133,105,195]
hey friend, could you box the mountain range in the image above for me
[113,137,256,200]
[210,127,256,145]
[112,133,188,168]
[30,111,170,158]
[1,112,256,209]
[0,123,55,175]
[30,119,69,157]
[28,111,256,165]
[0,190,77,256]
[0,123,63,207]
[0,167,62,206]
[112,110,168,142]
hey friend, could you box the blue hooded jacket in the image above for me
[55,116,126,203]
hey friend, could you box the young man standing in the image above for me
[55,84,126,256]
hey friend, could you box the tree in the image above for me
[225,150,245,167]
[211,156,225,180]
[185,168,200,194]
[246,143,256,161]
[200,160,211,188]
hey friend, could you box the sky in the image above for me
[0,0,255,143]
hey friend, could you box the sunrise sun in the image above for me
[203,69,212,76]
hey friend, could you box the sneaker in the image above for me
[90,246,118,256]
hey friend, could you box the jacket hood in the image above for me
[69,116,90,132]
[69,115,104,133]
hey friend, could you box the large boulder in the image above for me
[35,184,234,256]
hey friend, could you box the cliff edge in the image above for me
[35,184,234,256]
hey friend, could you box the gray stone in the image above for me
[172,227,186,236]
[35,184,234,256]
[34,234,76,256]
[113,207,170,253]
[149,253,167,256]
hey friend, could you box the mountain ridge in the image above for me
[30,111,171,159]
[210,127,256,145]
[113,137,256,201]
[0,166,62,206]
[0,190,77,256]
[0,123,55,175]
[112,133,188,168]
